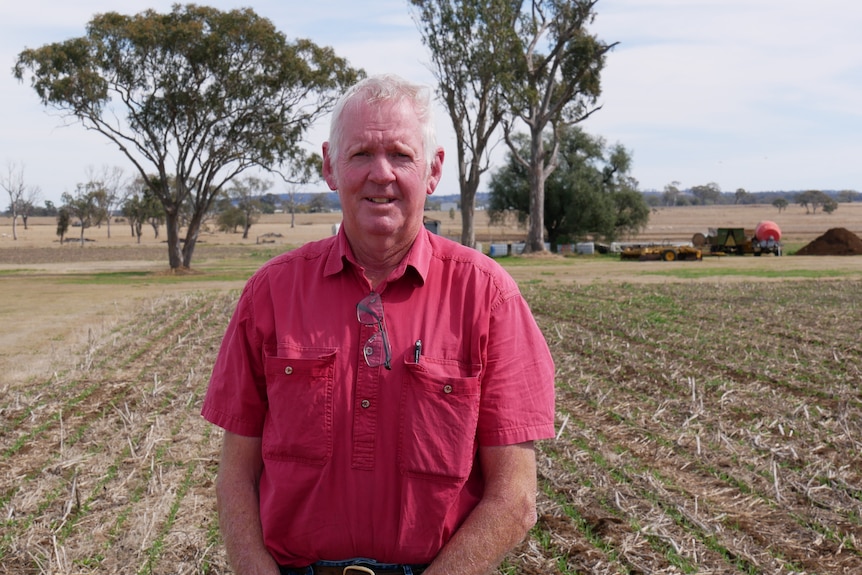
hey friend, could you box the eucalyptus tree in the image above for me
[410,0,521,248]
[690,182,722,205]
[122,179,165,243]
[502,0,617,252]
[662,181,682,207]
[227,176,271,239]
[84,165,124,238]
[772,198,789,214]
[489,125,647,245]
[837,189,860,203]
[15,5,362,269]
[61,184,107,247]
[796,190,836,214]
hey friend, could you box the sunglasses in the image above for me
[356,292,392,370]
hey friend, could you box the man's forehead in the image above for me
[341,101,422,144]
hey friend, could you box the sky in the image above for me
[2,0,861,207]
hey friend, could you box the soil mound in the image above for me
[796,227,862,256]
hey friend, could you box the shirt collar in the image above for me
[323,225,431,287]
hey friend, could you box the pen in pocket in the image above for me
[413,339,422,363]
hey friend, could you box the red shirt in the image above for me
[202,228,555,566]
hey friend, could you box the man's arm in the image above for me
[423,441,539,575]
[216,431,281,575]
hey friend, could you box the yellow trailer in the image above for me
[620,244,702,261]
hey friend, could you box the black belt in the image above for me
[280,563,428,575]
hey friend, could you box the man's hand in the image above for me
[216,431,281,575]
[423,441,539,575]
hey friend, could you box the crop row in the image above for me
[519,279,862,574]
[2,280,860,574]
[1,291,237,574]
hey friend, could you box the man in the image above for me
[202,74,556,575]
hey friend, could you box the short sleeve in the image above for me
[476,293,556,446]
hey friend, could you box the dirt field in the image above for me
[1,204,861,574]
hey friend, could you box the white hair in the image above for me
[327,74,438,178]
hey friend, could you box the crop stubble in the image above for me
[521,280,862,574]
[1,278,861,573]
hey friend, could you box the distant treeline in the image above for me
[5,189,859,219]
[640,188,860,207]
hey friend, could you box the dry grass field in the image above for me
[1,203,861,574]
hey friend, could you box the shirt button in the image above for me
[361,399,371,409]
[443,385,453,394]
[364,346,373,356]
[284,366,293,375]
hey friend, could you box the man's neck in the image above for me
[349,235,416,291]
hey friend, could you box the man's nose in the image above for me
[368,154,396,183]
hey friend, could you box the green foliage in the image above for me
[225,176,271,238]
[122,178,165,243]
[689,182,722,205]
[410,0,616,251]
[488,125,648,244]
[410,0,521,247]
[837,189,861,203]
[14,4,363,268]
[307,193,333,213]
[260,193,280,214]
[796,189,837,214]
[60,183,108,245]
[56,207,70,241]
[501,0,617,251]
[216,205,246,234]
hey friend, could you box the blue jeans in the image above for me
[279,558,427,575]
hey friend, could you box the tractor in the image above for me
[693,221,782,256]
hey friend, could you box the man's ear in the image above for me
[322,142,338,190]
[426,147,445,195]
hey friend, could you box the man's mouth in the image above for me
[368,198,395,204]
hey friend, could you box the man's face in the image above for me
[323,98,443,247]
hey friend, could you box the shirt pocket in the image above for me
[400,358,481,481]
[262,352,335,465]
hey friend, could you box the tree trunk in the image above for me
[165,211,184,269]
[458,154,484,248]
[527,177,546,252]
[460,202,476,248]
[11,215,18,241]
[526,135,547,253]
[182,213,205,268]
[460,180,476,249]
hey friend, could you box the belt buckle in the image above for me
[343,567,375,575]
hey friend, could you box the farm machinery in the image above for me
[692,220,783,256]
[619,244,702,261]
